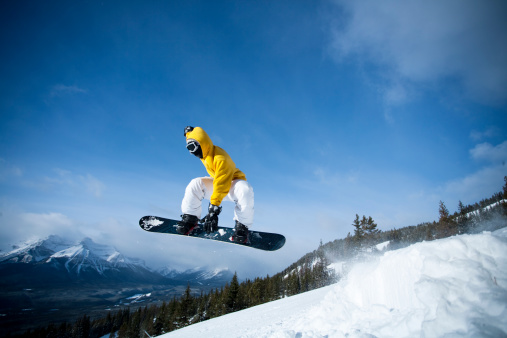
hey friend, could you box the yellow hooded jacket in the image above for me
[185,127,246,206]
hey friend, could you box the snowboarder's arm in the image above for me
[210,155,235,206]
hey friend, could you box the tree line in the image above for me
[318,176,507,264]
[14,178,507,337]
[16,263,336,338]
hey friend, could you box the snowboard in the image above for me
[139,216,285,251]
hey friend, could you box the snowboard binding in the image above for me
[176,214,199,235]
[232,221,249,244]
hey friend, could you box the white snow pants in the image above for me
[181,177,254,227]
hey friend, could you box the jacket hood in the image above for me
[186,127,213,158]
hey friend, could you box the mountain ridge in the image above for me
[0,235,233,287]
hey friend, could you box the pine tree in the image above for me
[425,226,433,241]
[364,216,380,235]
[301,264,311,292]
[387,228,402,249]
[167,296,180,331]
[361,215,380,245]
[352,214,364,244]
[226,272,242,312]
[128,308,142,338]
[153,302,166,335]
[206,289,218,319]
[72,314,91,338]
[59,322,71,338]
[313,240,330,287]
[437,200,457,238]
[194,291,207,322]
[179,284,194,325]
[457,200,469,234]
[344,232,355,257]
[287,271,301,296]
[439,200,450,222]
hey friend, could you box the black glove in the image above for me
[202,204,222,234]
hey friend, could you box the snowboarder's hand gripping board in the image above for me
[139,215,285,251]
[202,204,221,234]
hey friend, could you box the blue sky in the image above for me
[1,0,506,278]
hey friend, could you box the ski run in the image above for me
[162,227,507,337]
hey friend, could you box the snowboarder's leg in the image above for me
[229,179,254,228]
[181,177,253,231]
[181,177,213,217]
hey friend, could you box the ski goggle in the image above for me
[186,139,203,158]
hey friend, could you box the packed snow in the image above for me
[163,228,507,337]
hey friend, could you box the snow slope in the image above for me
[164,228,507,337]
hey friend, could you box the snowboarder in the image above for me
[177,126,254,243]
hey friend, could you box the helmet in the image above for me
[184,126,194,136]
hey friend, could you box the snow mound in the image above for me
[164,228,507,337]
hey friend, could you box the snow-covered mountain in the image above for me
[158,266,235,286]
[164,227,507,337]
[0,235,238,290]
[0,235,171,288]
[0,235,72,264]
[1,235,143,273]
[46,237,147,275]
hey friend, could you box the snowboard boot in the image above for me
[176,214,199,235]
[232,221,249,243]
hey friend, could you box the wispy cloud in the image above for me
[328,0,507,111]
[470,141,507,164]
[0,211,82,248]
[20,212,74,232]
[470,127,501,142]
[44,168,105,198]
[49,84,88,97]
[80,174,105,198]
[443,165,505,205]
[439,140,507,206]
[0,158,23,181]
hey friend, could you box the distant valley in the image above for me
[0,235,233,335]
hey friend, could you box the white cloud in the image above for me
[436,141,507,207]
[470,141,507,163]
[20,212,73,230]
[0,212,83,247]
[329,0,507,107]
[443,165,505,205]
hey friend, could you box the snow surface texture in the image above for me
[164,228,507,337]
